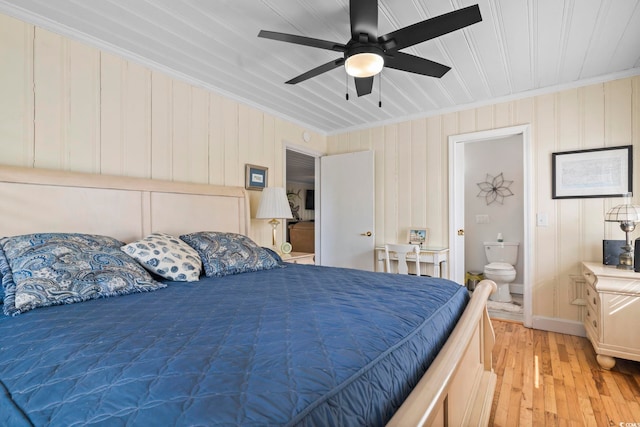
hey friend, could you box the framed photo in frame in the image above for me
[408,228,428,248]
[245,164,268,191]
[552,145,632,199]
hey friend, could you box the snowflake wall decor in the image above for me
[476,173,514,205]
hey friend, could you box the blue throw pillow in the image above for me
[0,233,166,316]
[263,246,284,264]
[180,232,281,277]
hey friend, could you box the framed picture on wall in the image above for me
[408,228,429,248]
[245,164,268,191]
[552,145,632,199]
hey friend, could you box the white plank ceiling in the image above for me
[1,0,639,135]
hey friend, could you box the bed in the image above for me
[0,165,497,426]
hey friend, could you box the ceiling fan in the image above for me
[258,0,482,97]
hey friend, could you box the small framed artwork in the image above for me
[552,145,632,199]
[245,164,268,191]
[408,228,429,248]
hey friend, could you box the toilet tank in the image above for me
[484,242,519,264]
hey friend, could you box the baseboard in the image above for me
[531,315,586,337]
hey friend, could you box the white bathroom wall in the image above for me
[464,135,524,288]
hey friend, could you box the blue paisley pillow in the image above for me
[0,233,166,316]
[180,232,281,277]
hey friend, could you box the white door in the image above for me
[449,142,466,284]
[319,151,374,270]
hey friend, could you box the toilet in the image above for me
[483,242,519,303]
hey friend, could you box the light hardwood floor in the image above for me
[489,320,640,426]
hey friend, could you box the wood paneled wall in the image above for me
[0,14,326,245]
[328,76,640,325]
[2,12,639,327]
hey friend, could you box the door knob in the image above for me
[360,231,372,237]
[457,229,465,236]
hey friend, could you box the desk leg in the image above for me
[433,262,440,278]
[440,261,447,279]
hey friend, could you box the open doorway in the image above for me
[285,149,317,256]
[449,125,532,327]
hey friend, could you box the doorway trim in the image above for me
[448,124,532,327]
[283,143,323,259]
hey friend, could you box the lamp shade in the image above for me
[256,187,293,220]
[605,204,640,222]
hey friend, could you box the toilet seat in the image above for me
[484,262,515,274]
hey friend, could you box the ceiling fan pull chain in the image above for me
[378,73,382,108]
[345,73,349,101]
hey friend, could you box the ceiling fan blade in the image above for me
[286,58,345,85]
[354,76,374,97]
[384,52,451,78]
[384,52,450,78]
[350,0,378,41]
[379,4,481,51]
[259,30,346,52]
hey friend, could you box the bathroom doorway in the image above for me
[449,125,532,326]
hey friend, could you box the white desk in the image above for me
[375,246,449,278]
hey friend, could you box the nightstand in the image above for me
[282,252,315,265]
[582,262,640,369]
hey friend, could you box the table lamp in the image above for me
[256,187,293,249]
[605,203,640,270]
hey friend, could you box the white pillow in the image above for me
[122,233,202,282]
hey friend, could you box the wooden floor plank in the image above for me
[628,400,640,420]
[589,395,610,427]
[577,395,599,427]
[490,320,640,426]
[519,325,534,426]
[532,329,547,426]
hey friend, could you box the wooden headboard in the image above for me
[0,166,250,242]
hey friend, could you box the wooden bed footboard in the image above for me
[387,279,497,427]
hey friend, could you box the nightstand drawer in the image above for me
[585,283,600,312]
[585,305,599,335]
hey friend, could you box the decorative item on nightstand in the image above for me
[280,242,292,254]
[256,187,293,250]
[604,203,640,270]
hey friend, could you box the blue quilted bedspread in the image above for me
[0,264,468,426]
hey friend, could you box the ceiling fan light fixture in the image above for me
[345,52,384,78]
